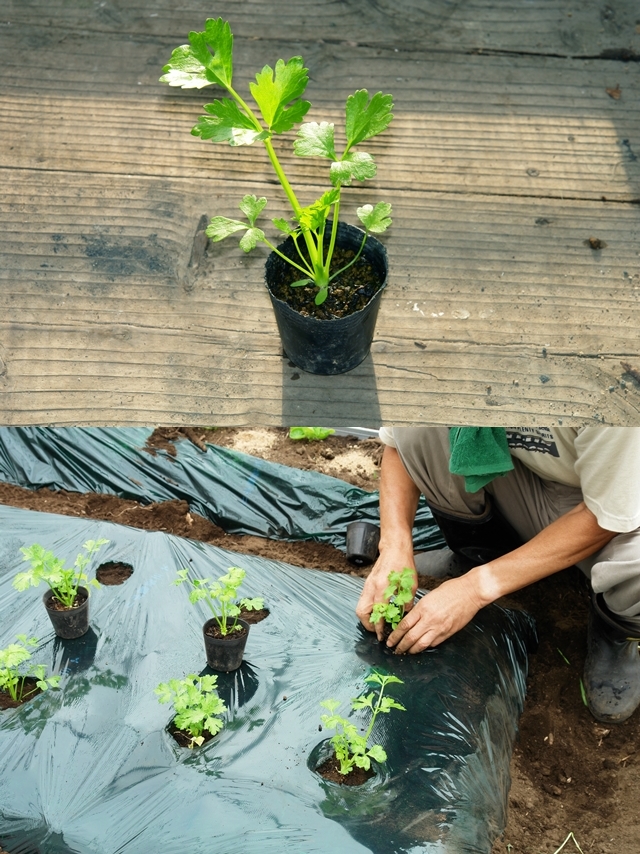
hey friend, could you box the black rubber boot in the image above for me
[426,495,524,567]
[585,593,640,723]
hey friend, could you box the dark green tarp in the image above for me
[0,427,441,551]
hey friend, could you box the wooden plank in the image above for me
[1,170,639,426]
[1,0,639,426]
[3,0,640,57]
[1,29,638,202]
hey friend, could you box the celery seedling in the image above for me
[289,427,335,441]
[370,566,415,631]
[175,566,263,636]
[14,540,108,608]
[155,674,226,748]
[0,635,60,703]
[161,18,393,306]
[320,671,405,776]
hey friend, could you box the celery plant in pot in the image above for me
[161,18,394,374]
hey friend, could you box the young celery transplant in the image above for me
[175,566,263,636]
[0,636,60,703]
[288,427,335,441]
[14,540,109,608]
[155,674,227,748]
[320,671,405,776]
[370,566,415,631]
[161,18,393,306]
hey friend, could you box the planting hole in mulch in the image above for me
[0,678,42,710]
[238,607,269,625]
[46,589,88,611]
[96,561,134,585]
[315,753,376,786]
[168,720,215,749]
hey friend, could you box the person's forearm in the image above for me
[378,446,421,553]
[470,501,617,607]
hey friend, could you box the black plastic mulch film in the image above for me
[0,428,537,854]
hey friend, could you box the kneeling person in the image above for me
[355,426,640,724]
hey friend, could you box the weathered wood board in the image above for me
[1,0,639,425]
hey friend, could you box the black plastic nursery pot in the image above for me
[345,521,381,566]
[203,618,250,672]
[43,587,90,639]
[264,222,388,375]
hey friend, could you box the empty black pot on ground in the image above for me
[43,587,90,639]
[264,222,388,375]
[203,618,250,672]
[346,521,381,566]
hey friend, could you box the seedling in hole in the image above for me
[0,636,60,702]
[289,427,335,441]
[14,540,109,608]
[175,566,263,636]
[370,566,415,631]
[161,18,393,305]
[320,671,405,776]
[155,674,226,748]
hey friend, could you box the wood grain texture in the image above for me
[3,0,639,56]
[1,0,639,425]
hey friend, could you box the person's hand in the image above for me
[386,572,484,653]
[355,547,418,641]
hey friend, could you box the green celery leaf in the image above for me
[197,98,255,127]
[239,195,267,226]
[160,19,233,90]
[345,90,394,148]
[298,189,340,231]
[192,102,265,145]
[271,99,311,134]
[289,278,312,288]
[330,151,377,186]
[357,202,392,233]
[315,288,329,306]
[367,744,387,762]
[294,122,336,159]
[187,19,233,88]
[249,58,310,132]
[204,715,224,736]
[239,227,265,252]
[160,45,213,89]
[206,217,247,242]
[272,218,296,235]
[289,427,335,440]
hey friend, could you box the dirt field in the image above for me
[1,427,639,854]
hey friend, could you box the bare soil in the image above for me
[316,754,376,786]
[168,720,216,750]
[0,678,41,710]
[95,562,134,585]
[1,426,639,854]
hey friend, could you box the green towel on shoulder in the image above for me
[449,427,514,493]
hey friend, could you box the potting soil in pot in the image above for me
[0,505,536,854]
[0,427,441,552]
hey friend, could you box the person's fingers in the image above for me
[393,622,436,654]
[385,607,419,649]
